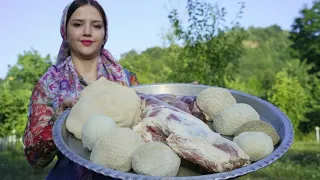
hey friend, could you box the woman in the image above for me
[23,0,139,179]
[23,0,197,179]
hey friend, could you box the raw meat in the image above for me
[139,93,206,122]
[133,96,251,173]
[153,94,178,103]
[178,95,206,122]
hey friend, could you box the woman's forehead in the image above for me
[69,5,103,22]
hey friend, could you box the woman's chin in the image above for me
[77,50,99,60]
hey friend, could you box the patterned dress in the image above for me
[22,56,139,180]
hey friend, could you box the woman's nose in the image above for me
[83,24,92,36]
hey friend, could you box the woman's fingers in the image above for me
[62,97,78,110]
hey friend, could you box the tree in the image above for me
[0,81,32,137]
[119,47,174,84]
[166,0,247,86]
[226,25,293,98]
[0,49,52,137]
[267,70,310,133]
[224,75,264,97]
[6,48,52,89]
[288,0,320,135]
[284,59,320,133]
[289,0,320,73]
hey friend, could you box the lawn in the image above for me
[0,141,319,180]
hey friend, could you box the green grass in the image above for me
[0,143,56,180]
[0,141,319,180]
[238,141,320,180]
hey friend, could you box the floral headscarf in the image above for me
[56,0,129,85]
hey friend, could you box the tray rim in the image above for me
[52,83,294,180]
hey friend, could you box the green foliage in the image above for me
[0,82,32,137]
[119,47,173,84]
[227,25,292,98]
[6,48,52,90]
[166,0,247,86]
[0,49,52,137]
[267,70,310,132]
[224,75,264,97]
[289,0,320,73]
[282,59,320,133]
[301,83,320,133]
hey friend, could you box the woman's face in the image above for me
[67,5,105,60]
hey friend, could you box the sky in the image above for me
[0,0,315,79]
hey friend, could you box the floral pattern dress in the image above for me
[22,56,139,180]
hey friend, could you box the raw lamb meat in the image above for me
[178,95,207,122]
[153,94,178,103]
[133,95,251,173]
[139,93,206,122]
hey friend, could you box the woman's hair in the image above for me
[65,0,107,38]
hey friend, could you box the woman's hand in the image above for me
[192,81,199,85]
[57,97,78,116]
[61,97,78,110]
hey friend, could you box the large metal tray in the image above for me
[52,83,294,180]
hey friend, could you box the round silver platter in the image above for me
[52,83,294,180]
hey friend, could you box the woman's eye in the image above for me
[94,24,102,29]
[72,23,82,27]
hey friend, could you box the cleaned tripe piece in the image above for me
[133,104,250,173]
[81,114,116,151]
[213,103,260,136]
[66,77,142,139]
[90,127,145,172]
[233,131,274,162]
[234,120,280,146]
[196,87,236,121]
[132,142,181,177]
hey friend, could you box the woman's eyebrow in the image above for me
[71,19,103,23]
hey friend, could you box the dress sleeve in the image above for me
[23,81,58,170]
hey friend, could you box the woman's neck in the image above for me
[72,56,99,84]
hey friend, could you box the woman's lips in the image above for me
[81,40,93,46]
